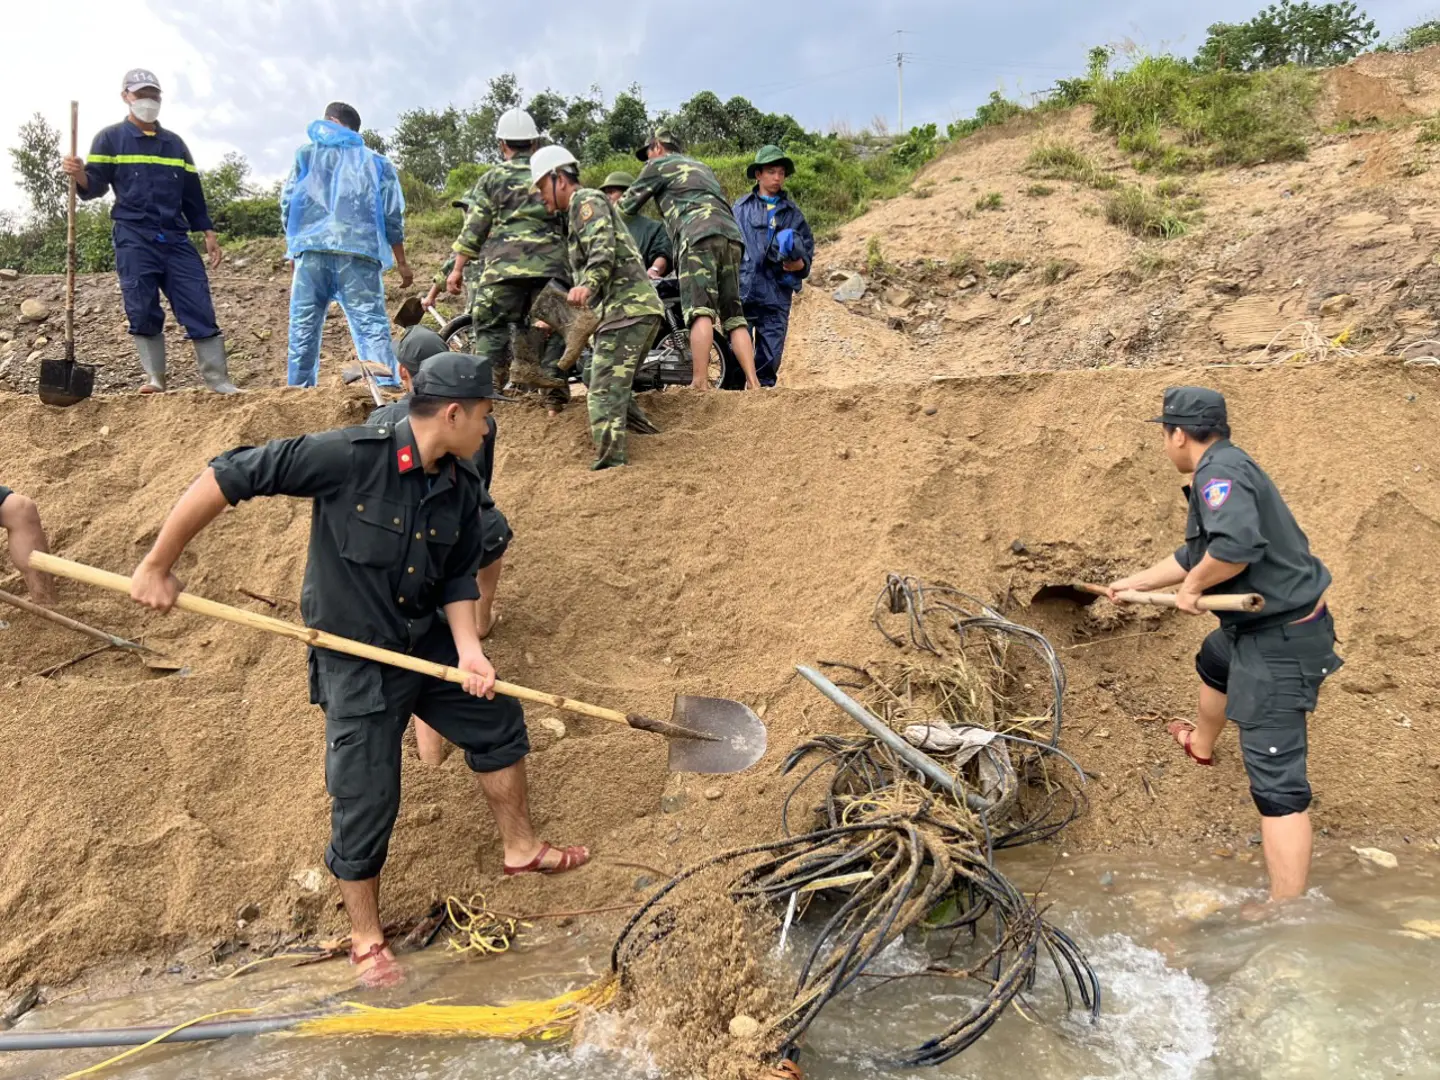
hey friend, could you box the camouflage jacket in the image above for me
[452,153,568,286]
[567,188,663,328]
[616,153,744,251]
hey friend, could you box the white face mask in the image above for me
[130,98,161,124]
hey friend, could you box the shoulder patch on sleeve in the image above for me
[1202,478,1232,509]
[579,199,595,222]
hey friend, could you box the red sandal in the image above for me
[350,941,403,988]
[503,842,591,876]
[1167,721,1213,766]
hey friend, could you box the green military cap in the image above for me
[412,350,507,401]
[600,170,635,191]
[451,195,473,210]
[636,125,682,161]
[746,144,795,179]
[1148,386,1228,426]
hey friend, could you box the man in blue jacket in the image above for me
[733,145,813,387]
[282,102,412,388]
[61,68,237,394]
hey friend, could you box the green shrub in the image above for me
[212,195,282,240]
[986,258,1025,279]
[1025,183,1055,197]
[1024,141,1118,188]
[949,91,1028,140]
[1042,258,1078,284]
[1105,184,1194,238]
[1418,116,1440,143]
[1089,58,1318,168]
[975,192,1004,210]
[894,123,940,168]
[866,235,887,275]
[1391,19,1440,51]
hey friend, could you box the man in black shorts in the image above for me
[0,486,55,605]
[1108,387,1341,902]
[371,327,513,764]
[130,352,586,986]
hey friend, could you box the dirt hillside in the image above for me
[1,54,1440,994]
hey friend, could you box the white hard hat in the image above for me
[495,108,539,141]
[530,145,579,187]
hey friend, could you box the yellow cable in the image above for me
[60,1008,258,1079]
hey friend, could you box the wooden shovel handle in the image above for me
[28,553,634,727]
[1072,582,1264,613]
[65,101,77,364]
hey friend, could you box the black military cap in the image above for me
[412,351,506,401]
[1148,385,1228,426]
[395,326,447,373]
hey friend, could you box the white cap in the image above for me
[495,108,539,141]
[530,145,579,187]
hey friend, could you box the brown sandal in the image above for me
[503,842,591,876]
[350,941,403,988]
[1167,721,1214,766]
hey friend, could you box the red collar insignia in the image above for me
[396,445,416,473]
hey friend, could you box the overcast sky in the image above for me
[3,1,1434,214]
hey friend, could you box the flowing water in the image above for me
[6,848,1438,1080]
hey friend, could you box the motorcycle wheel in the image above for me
[440,313,513,388]
[654,328,731,389]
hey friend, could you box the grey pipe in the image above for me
[0,1012,318,1052]
[796,665,992,814]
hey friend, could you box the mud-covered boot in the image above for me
[508,325,566,390]
[193,334,240,394]
[626,397,660,435]
[135,333,166,394]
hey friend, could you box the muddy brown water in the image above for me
[6,849,1438,1080]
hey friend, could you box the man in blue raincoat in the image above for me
[732,145,813,387]
[283,102,412,387]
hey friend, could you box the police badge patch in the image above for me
[1202,478,1232,508]
[579,201,594,222]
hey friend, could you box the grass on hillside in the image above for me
[1088,58,1318,170]
[1104,183,1199,239]
[1024,141,1118,189]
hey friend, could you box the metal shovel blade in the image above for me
[38,359,95,407]
[1030,582,1104,608]
[340,360,396,386]
[666,695,767,774]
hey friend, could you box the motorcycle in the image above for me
[437,276,737,392]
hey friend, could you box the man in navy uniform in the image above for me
[61,68,237,394]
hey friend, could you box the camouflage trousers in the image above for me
[679,236,748,334]
[588,316,660,470]
[469,278,565,395]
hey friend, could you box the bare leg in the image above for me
[476,759,588,870]
[728,325,761,390]
[1189,683,1227,760]
[1261,811,1312,901]
[476,557,503,639]
[413,718,454,766]
[0,495,55,606]
[689,316,714,390]
[335,875,392,975]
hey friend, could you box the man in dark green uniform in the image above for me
[445,108,569,394]
[533,147,664,470]
[129,353,588,986]
[619,127,760,391]
[600,171,671,279]
[1108,387,1341,902]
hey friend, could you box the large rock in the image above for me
[1318,293,1357,316]
[0,268,19,282]
[832,273,867,303]
[19,299,49,323]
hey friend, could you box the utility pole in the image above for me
[895,30,906,133]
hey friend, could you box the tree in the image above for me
[202,151,252,208]
[1390,19,1440,51]
[601,88,650,156]
[361,129,388,155]
[10,113,66,223]
[1196,1,1377,71]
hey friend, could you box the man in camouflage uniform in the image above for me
[446,109,569,396]
[619,126,761,391]
[533,146,663,470]
[424,194,478,317]
[599,171,671,279]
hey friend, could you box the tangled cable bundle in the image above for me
[608,574,1099,1068]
